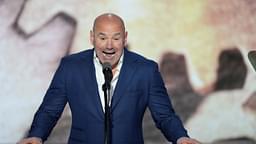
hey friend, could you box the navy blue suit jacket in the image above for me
[28,48,188,144]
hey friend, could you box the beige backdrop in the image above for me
[0,0,256,143]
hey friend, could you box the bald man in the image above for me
[18,13,200,144]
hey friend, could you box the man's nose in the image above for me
[106,40,112,49]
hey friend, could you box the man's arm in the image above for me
[147,62,201,144]
[147,62,196,143]
[19,58,68,143]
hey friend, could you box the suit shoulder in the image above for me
[62,49,93,62]
[129,50,158,67]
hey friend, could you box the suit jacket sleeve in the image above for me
[148,62,189,143]
[28,58,68,141]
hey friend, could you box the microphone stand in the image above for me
[102,82,111,144]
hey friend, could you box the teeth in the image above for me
[103,51,115,55]
[103,53,114,58]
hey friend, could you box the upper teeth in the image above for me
[104,51,115,55]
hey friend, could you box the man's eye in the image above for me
[113,38,120,40]
[100,37,106,40]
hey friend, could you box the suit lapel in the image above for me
[79,49,138,117]
[111,49,138,111]
[80,50,104,119]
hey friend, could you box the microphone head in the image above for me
[102,62,112,71]
[248,51,256,71]
[102,62,113,82]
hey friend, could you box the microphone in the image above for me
[102,62,113,144]
[102,62,113,89]
[248,51,256,71]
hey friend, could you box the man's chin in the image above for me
[99,58,119,68]
[100,60,113,66]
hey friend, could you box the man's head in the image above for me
[90,13,128,68]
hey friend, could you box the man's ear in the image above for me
[124,31,128,46]
[90,30,94,45]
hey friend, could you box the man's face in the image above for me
[90,16,127,68]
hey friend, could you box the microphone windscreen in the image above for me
[102,62,113,83]
[102,62,112,71]
[248,51,256,71]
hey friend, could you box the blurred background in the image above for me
[0,0,256,143]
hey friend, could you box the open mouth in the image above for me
[103,51,115,58]
[103,51,115,55]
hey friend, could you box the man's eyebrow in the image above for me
[113,33,121,37]
[97,32,106,36]
[96,32,122,37]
